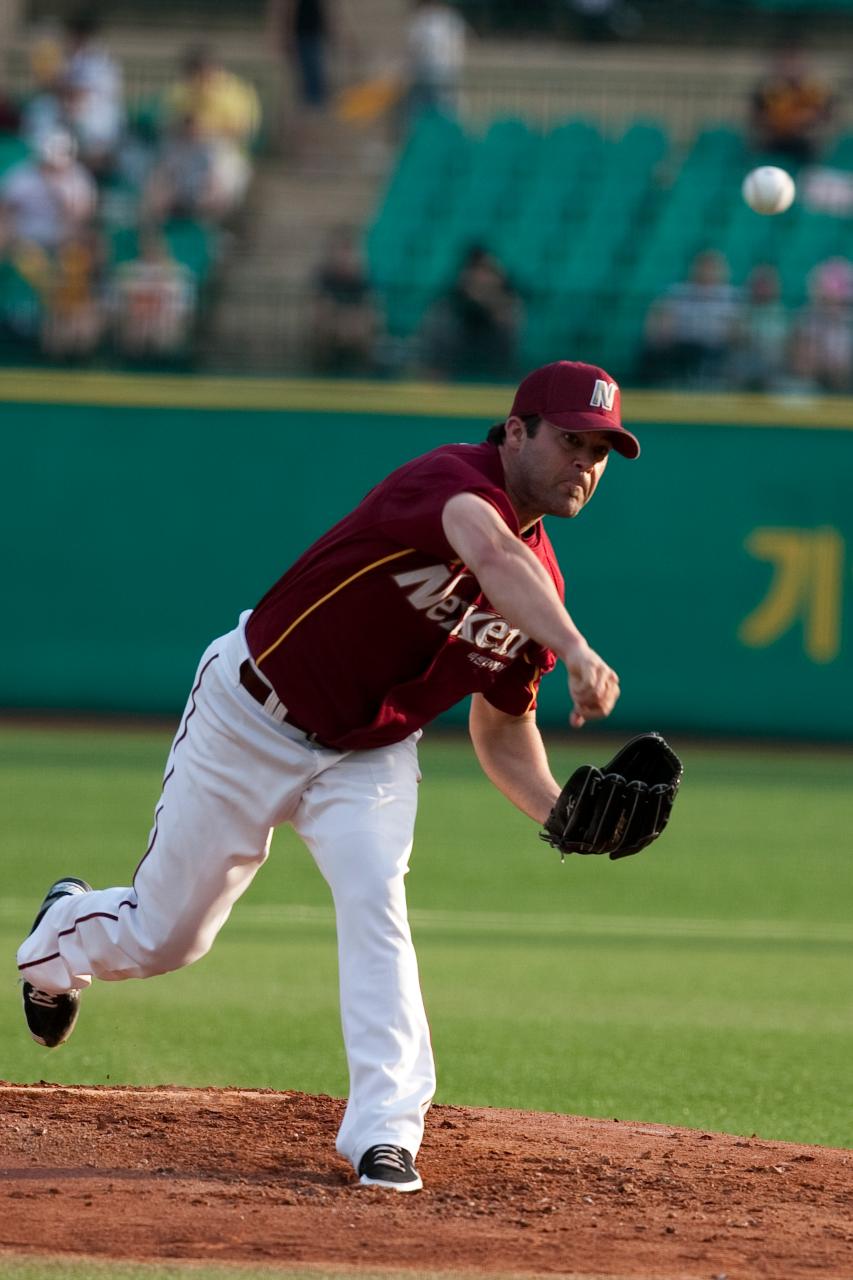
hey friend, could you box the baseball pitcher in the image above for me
[17,361,680,1192]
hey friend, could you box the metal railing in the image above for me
[2,274,848,401]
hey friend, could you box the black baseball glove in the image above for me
[540,732,683,861]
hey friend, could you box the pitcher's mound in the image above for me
[0,1083,849,1279]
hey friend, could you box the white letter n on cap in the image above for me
[590,379,617,410]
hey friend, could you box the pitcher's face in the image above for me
[501,418,611,525]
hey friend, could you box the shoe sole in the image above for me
[359,1173,423,1192]
[22,985,82,1048]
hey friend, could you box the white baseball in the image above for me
[742,166,796,215]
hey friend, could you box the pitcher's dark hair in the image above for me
[486,414,542,445]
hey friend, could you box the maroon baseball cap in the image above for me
[510,361,640,459]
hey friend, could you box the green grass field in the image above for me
[1,723,851,1149]
[0,1261,507,1280]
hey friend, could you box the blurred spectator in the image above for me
[143,115,243,224]
[727,263,790,392]
[268,0,334,111]
[405,0,468,123]
[39,228,106,358]
[0,87,20,136]
[799,165,853,218]
[22,77,75,152]
[789,257,853,393]
[111,230,196,361]
[161,46,260,214]
[269,1,368,168]
[749,47,835,164]
[164,45,261,152]
[0,129,97,255]
[568,0,643,43]
[421,245,520,380]
[309,224,380,373]
[28,26,65,94]
[23,15,124,176]
[60,13,125,174]
[641,249,742,388]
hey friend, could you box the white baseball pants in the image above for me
[16,616,436,1169]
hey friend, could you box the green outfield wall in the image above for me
[2,372,852,739]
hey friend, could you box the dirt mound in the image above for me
[0,1083,849,1279]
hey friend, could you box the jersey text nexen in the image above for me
[245,443,564,749]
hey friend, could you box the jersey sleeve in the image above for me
[373,453,519,560]
[481,645,558,717]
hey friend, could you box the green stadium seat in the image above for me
[367,113,471,291]
[519,294,575,368]
[367,109,853,372]
[547,122,667,294]
[720,207,777,284]
[108,226,139,265]
[107,220,218,284]
[162,219,218,281]
[0,257,42,361]
[0,136,30,179]
[824,132,853,168]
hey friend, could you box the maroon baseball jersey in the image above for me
[245,442,563,750]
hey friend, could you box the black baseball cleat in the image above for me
[28,877,92,933]
[22,877,92,1048]
[358,1144,423,1192]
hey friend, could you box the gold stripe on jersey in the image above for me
[523,666,541,715]
[254,547,416,666]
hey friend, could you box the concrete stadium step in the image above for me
[201,163,386,371]
[232,167,382,270]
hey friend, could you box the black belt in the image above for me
[238,659,329,746]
